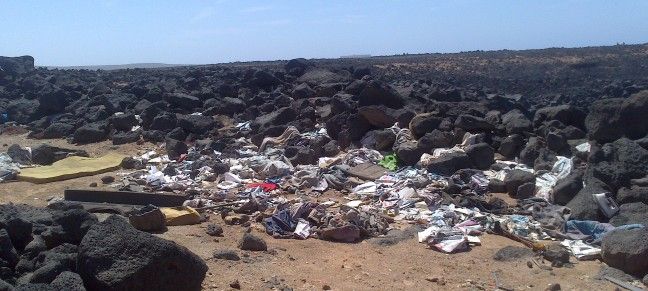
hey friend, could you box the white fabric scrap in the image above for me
[575,142,591,153]
[561,239,601,260]
[294,219,311,239]
[353,182,377,196]
[345,200,363,208]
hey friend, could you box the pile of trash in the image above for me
[2,53,648,286]
[87,122,643,267]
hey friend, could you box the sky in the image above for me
[1,0,647,66]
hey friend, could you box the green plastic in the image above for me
[379,154,399,171]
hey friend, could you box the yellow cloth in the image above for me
[160,206,201,226]
[17,153,125,183]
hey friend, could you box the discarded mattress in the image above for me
[17,153,126,183]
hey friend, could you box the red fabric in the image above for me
[247,182,278,192]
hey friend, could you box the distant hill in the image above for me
[42,63,192,71]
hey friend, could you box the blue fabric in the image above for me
[565,220,644,245]
[263,209,297,237]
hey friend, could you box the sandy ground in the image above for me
[0,132,621,290]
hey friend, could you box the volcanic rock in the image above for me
[426,152,473,176]
[464,143,494,170]
[609,202,648,227]
[409,113,442,139]
[358,80,405,109]
[238,233,267,251]
[165,138,188,160]
[504,170,535,198]
[601,227,648,277]
[78,216,207,291]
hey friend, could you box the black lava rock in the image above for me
[601,227,648,277]
[78,216,207,291]
[238,233,267,251]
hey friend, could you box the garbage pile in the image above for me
[105,112,646,266]
[2,53,648,286]
[101,94,647,285]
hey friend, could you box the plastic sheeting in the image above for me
[0,153,20,182]
[561,239,601,260]
[536,156,573,201]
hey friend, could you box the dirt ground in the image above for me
[0,133,621,290]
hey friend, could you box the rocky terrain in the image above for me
[1,43,648,290]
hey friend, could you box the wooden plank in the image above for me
[64,189,188,207]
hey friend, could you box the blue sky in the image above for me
[1,0,647,66]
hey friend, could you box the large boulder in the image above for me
[417,130,455,153]
[72,123,108,144]
[534,105,585,128]
[552,171,583,205]
[203,97,246,115]
[150,112,177,131]
[77,216,207,291]
[7,144,31,165]
[566,176,608,221]
[546,131,568,152]
[0,229,19,268]
[454,115,494,132]
[409,113,442,139]
[252,107,297,130]
[426,152,473,176]
[292,83,315,99]
[617,186,648,205]
[609,202,648,227]
[504,170,535,198]
[501,110,532,134]
[285,58,313,76]
[297,68,350,86]
[395,141,422,166]
[601,227,648,277]
[519,137,543,167]
[41,205,98,248]
[465,143,494,170]
[237,233,267,251]
[165,127,187,141]
[589,138,648,191]
[586,91,648,143]
[164,93,202,110]
[110,114,138,131]
[177,114,216,135]
[51,271,86,291]
[284,146,316,165]
[0,213,32,251]
[31,144,88,165]
[358,81,405,109]
[357,106,397,128]
[498,134,525,159]
[361,129,396,151]
[6,98,39,124]
[0,56,35,76]
[112,131,140,145]
[250,70,282,88]
[41,123,75,139]
[37,86,69,115]
[165,139,188,160]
